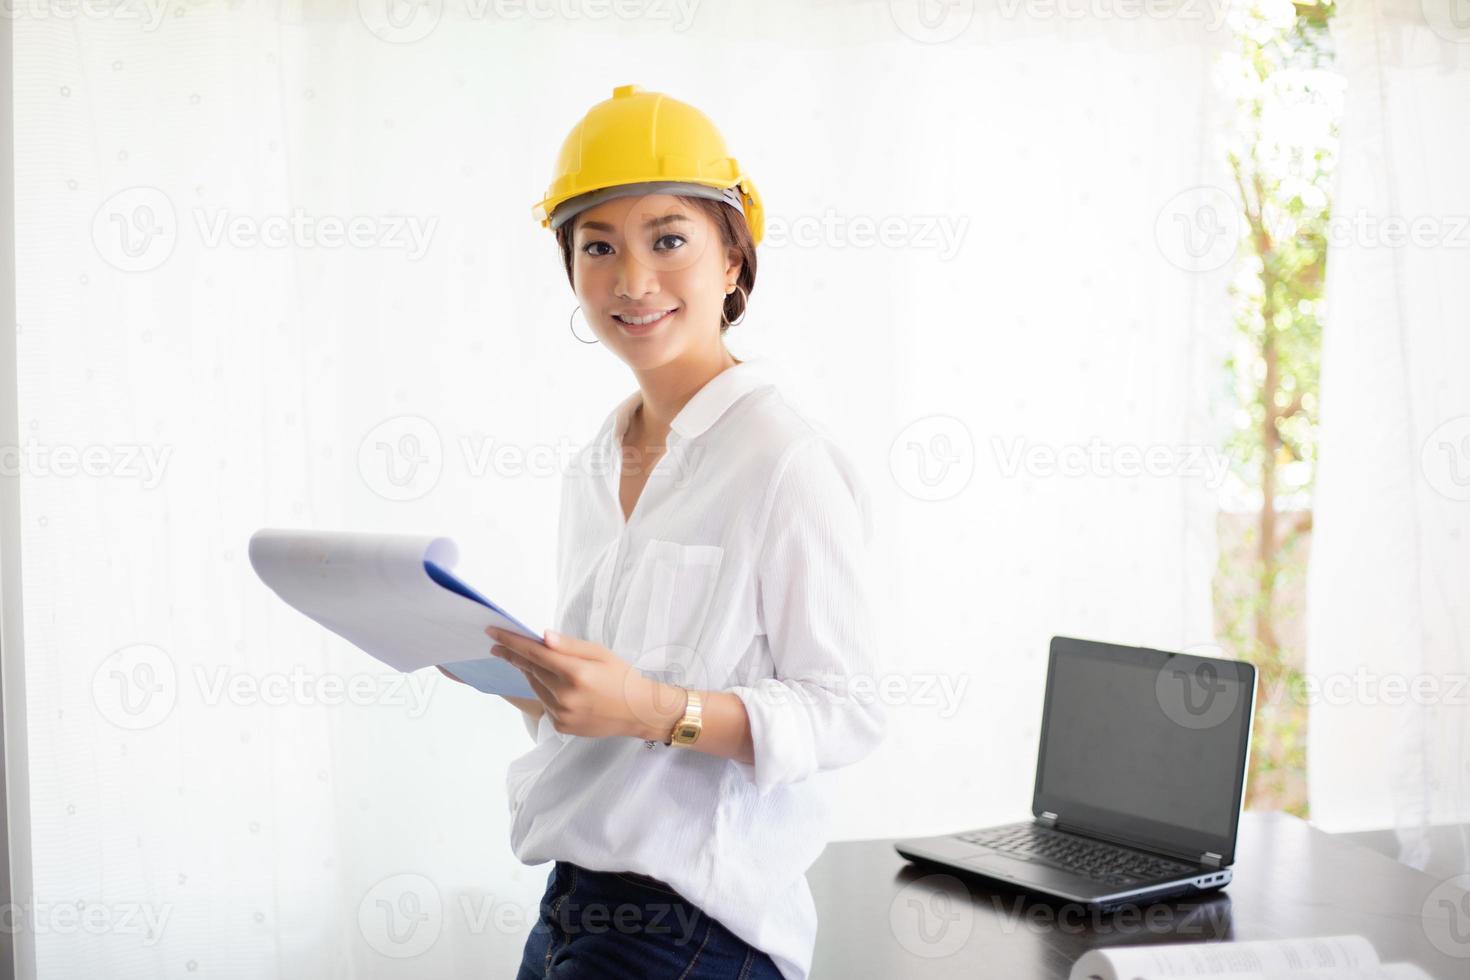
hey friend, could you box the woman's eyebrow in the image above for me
[579,213,692,234]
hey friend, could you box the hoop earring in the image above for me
[569,304,600,344]
[721,283,749,329]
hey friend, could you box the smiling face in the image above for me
[569,193,743,371]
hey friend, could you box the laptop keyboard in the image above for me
[954,822,1198,886]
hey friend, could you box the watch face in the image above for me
[675,724,699,742]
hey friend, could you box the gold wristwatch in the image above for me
[665,687,703,747]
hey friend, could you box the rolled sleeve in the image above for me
[728,436,886,794]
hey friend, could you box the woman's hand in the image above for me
[485,627,683,741]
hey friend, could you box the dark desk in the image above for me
[808,813,1468,979]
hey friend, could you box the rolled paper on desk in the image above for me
[248,527,537,699]
[1127,967,1433,980]
[1069,934,1428,980]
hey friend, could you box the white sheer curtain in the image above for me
[1306,0,1470,872]
[12,3,1232,976]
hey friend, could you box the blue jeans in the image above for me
[515,861,785,980]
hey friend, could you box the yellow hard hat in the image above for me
[532,84,764,248]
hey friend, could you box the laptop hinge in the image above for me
[1037,811,1059,829]
[1201,851,1223,869]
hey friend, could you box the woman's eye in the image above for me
[581,234,683,257]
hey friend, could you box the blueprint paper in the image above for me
[248,527,536,698]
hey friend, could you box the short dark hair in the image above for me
[553,195,757,334]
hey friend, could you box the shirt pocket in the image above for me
[615,538,724,682]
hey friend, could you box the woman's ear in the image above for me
[724,248,742,286]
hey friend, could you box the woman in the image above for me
[487,84,885,980]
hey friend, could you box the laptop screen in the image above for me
[1032,637,1255,863]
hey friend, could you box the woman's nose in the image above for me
[615,253,658,299]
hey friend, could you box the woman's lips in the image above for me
[612,309,676,335]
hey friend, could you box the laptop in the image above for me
[894,636,1256,911]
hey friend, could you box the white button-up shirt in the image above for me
[505,357,886,980]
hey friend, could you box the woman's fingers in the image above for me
[495,643,560,695]
[486,628,584,673]
[523,671,562,711]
